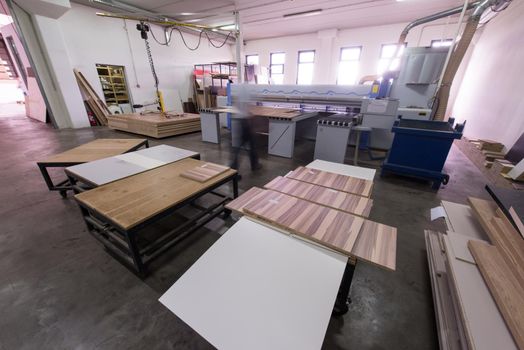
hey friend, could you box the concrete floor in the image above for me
[0,115,491,350]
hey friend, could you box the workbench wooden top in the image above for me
[74,158,236,231]
[107,112,200,126]
[39,138,147,164]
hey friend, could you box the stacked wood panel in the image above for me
[107,112,201,138]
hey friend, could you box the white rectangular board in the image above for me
[159,217,347,350]
[135,144,198,163]
[446,230,485,264]
[441,201,487,240]
[443,235,517,350]
[306,159,376,181]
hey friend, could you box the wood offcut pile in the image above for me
[107,112,201,138]
[425,194,524,350]
[226,166,397,271]
[455,137,523,189]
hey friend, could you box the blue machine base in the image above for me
[381,162,450,190]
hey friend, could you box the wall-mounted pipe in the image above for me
[432,0,506,120]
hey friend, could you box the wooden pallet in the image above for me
[107,112,201,138]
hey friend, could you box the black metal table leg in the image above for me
[125,232,146,277]
[333,260,356,316]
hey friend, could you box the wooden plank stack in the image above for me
[107,112,201,138]
[467,197,524,349]
[226,166,397,271]
[73,69,109,126]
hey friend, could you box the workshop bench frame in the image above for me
[71,173,239,277]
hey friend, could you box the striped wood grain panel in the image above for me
[286,166,373,197]
[225,187,265,213]
[264,176,373,217]
[241,189,396,270]
[180,163,230,182]
[469,240,524,350]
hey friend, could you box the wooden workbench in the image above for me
[37,138,148,197]
[74,158,238,275]
[107,112,201,138]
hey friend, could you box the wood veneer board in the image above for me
[469,197,524,285]
[443,236,517,350]
[469,240,524,350]
[287,166,373,198]
[74,158,237,230]
[180,163,230,183]
[242,189,396,270]
[249,105,302,119]
[40,138,147,164]
[264,176,373,217]
[225,187,265,214]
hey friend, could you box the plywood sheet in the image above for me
[240,189,396,270]
[287,166,373,197]
[469,240,524,350]
[264,176,373,217]
[446,230,485,264]
[107,113,201,138]
[180,163,230,182]
[40,138,146,164]
[249,105,302,119]
[74,158,236,230]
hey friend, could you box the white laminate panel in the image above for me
[307,159,376,181]
[159,217,347,350]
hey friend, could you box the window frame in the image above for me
[377,42,407,75]
[245,54,259,65]
[270,52,285,84]
[431,39,454,48]
[336,46,362,85]
[296,49,315,85]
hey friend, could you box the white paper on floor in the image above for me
[430,206,447,221]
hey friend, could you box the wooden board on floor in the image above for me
[225,187,265,214]
[286,166,373,197]
[469,240,524,350]
[40,138,147,164]
[74,158,237,230]
[74,69,109,125]
[107,113,201,138]
[234,188,396,270]
[264,176,373,217]
[180,163,230,182]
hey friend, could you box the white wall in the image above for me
[244,20,458,85]
[58,3,233,112]
[451,0,524,149]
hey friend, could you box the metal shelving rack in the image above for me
[96,64,130,106]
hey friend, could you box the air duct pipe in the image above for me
[432,0,502,120]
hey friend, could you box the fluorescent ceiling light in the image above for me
[283,9,322,18]
[218,24,237,30]
[179,12,196,16]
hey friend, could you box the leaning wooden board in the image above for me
[227,188,396,270]
[75,158,237,230]
[107,113,201,138]
[287,166,373,197]
[40,138,147,164]
[181,163,230,183]
[264,176,373,217]
[469,240,524,350]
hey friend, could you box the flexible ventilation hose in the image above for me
[433,15,480,120]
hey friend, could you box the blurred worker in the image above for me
[230,84,261,173]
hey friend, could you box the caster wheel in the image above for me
[59,190,68,198]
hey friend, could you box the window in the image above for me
[431,39,454,48]
[337,47,361,85]
[296,50,315,85]
[246,54,259,65]
[270,52,285,85]
[377,43,406,75]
